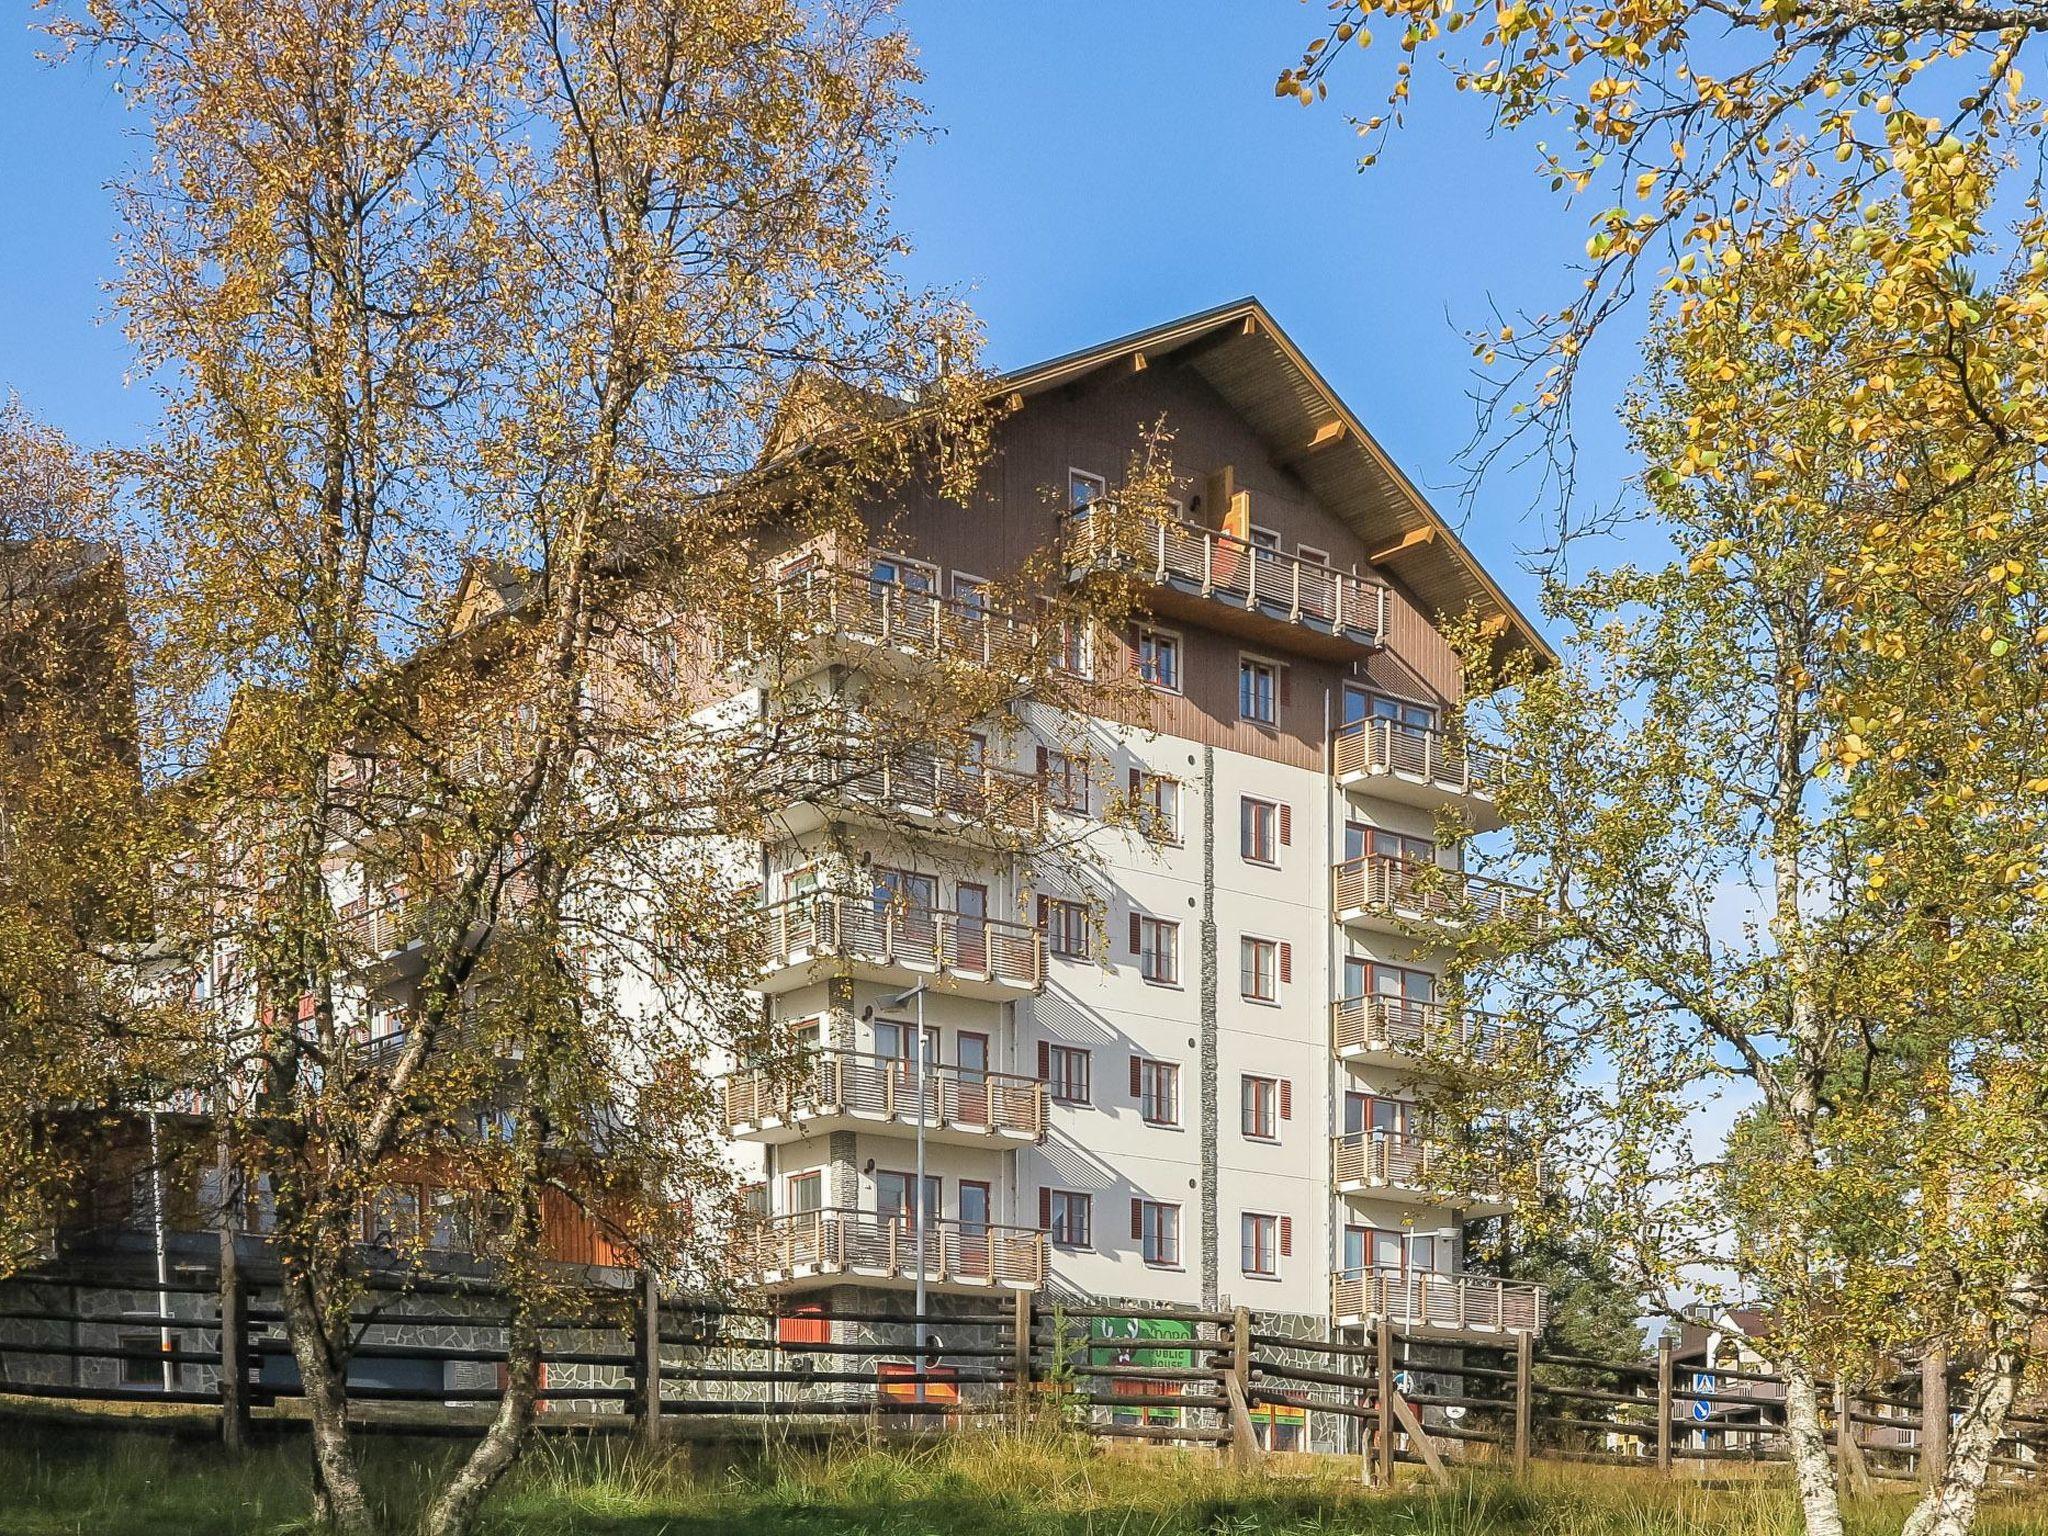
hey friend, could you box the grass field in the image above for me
[3,1412,2048,1536]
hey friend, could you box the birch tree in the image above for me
[1444,227,2048,1536]
[48,2,1143,1532]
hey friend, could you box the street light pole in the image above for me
[882,979,931,1405]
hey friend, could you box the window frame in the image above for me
[1134,625,1183,694]
[1238,655,1279,726]
[1136,914,1181,987]
[1047,1188,1093,1248]
[1241,1211,1280,1277]
[1043,749,1091,815]
[1136,1057,1181,1127]
[1240,936,1279,1003]
[1043,1042,1092,1104]
[1039,896,1092,961]
[1240,796,1278,865]
[1134,770,1182,845]
[1068,468,1108,514]
[1241,1074,1279,1141]
[1138,1199,1182,1267]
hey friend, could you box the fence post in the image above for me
[1923,1346,1949,1489]
[1656,1333,1673,1476]
[634,1269,662,1450]
[217,1222,249,1454]
[1513,1330,1532,1479]
[1376,1317,1396,1487]
[1224,1307,1260,1466]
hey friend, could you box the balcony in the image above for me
[1064,505,1387,659]
[1332,1265,1546,1337]
[336,866,538,964]
[1331,1130,1527,1216]
[1332,995,1518,1072]
[1334,719,1500,829]
[771,740,1044,843]
[1331,855,1541,940]
[720,1049,1046,1147]
[756,892,1044,999]
[760,565,1039,675]
[734,1208,1046,1293]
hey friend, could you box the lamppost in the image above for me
[879,979,930,1403]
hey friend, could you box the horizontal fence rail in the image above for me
[2,1260,2041,1487]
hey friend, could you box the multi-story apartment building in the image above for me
[714,299,1553,1364]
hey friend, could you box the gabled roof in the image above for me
[1000,297,1555,668]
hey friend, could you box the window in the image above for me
[869,551,936,594]
[1037,896,1091,960]
[1040,1042,1091,1104]
[1133,1056,1180,1127]
[1239,657,1278,725]
[1241,1212,1291,1276]
[1135,627,1181,692]
[1134,1199,1181,1266]
[786,1171,823,1214]
[1133,915,1180,986]
[1240,937,1289,1001]
[1131,770,1181,843]
[1242,1074,1290,1140]
[1054,615,1093,677]
[1041,749,1090,815]
[1344,958,1438,1005]
[1296,544,1331,567]
[1344,824,1435,865]
[1044,1188,1093,1247]
[951,571,989,614]
[1241,797,1278,864]
[120,1332,166,1389]
[1069,468,1107,513]
[1344,1092,1413,1136]
[1345,685,1439,733]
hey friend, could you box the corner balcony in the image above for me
[1063,505,1387,660]
[756,892,1044,1000]
[1331,1130,1527,1217]
[761,565,1039,675]
[771,742,1044,844]
[1332,995,1518,1072]
[1331,855,1541,940]
[1333,719,1501,831]
[1332,1265,1547,1338]
[720,1049,1046,1147]
[735,1208,1046,1293]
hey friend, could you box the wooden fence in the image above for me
[2,1263,2044,1489]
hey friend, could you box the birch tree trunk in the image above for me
[277,1266,377,1535]
[1784,1359,1848,1536]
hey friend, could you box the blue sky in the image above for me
[0,3,1644,632]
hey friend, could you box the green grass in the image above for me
[2,1411,2048,1536]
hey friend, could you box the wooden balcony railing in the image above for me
[1333,717,1498,798]
[1332,1265,1546,1335]
[1331,855,1541,933]
[1331,1129,1529,1203]
[757,892,1044,991]
[1065,504,1388,642]
[1331,995,1515,1065]
[779,741,1044,836]
[721,1049,1046,1141]
[336,865,539,957]
[764,566,1039,672]
[733,1208,1047,1289]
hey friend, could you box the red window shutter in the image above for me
[1037,1040,1050,1080]
[1280,1216,1294,1257]
[1279,804,1292,846]
[1132,1199,1144,1240]
[1036,745,1049,774]
[1279,667,1292,708]
[1130,1055,1143,1096]
[1129,766,1142,795]
[1129,911,1142,954]
[1280,1079,1293,1120]
[1279,942,1292,984]
[1035,894,1049,930]
[1040,1187,1052,1230]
